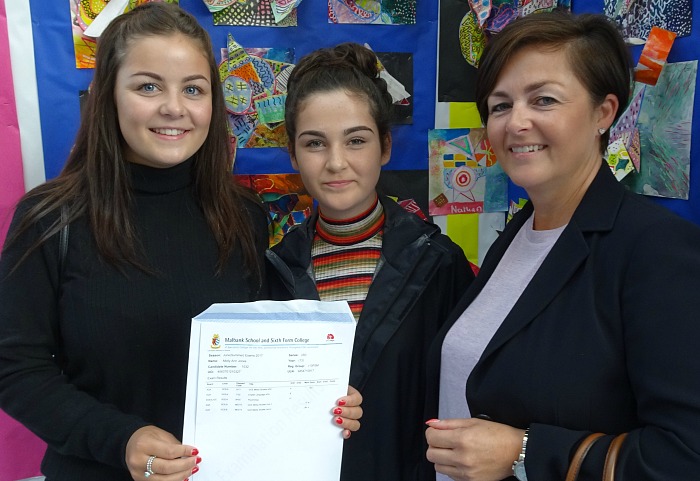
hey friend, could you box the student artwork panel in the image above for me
[220,35,295,148]
[328,0,416,24]
[210,0,299,26]
[437,0,570,101]
[375,52,413,124]
[634,26,677,86]
[428,128,503,216]
[376,170,430,219]
[236,174,313,246]
[70,0,178,69]
[604,0,692,44]
[623,61,697,200]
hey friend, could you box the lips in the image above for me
[510,144,545,153]
[325,180,353,187]
[151,128,187,136]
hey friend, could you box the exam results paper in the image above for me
[183,300,356,481]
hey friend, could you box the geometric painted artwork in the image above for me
[604,0,692,44]
[220,35,295,148]
[209,0,299,26]
[236,173,313,246]
[428,128,500,215]
[622,61,697,200]
[606,85,646,180]
[328,0,416,24]
[70,0,178,69]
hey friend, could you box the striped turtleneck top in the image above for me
[312,197,385,320]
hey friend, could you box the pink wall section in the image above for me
[0,0,25,245]
[0,2,45,480]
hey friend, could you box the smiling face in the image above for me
[290,89,391,220]
[486,45,616,202]
[114,33,212,169]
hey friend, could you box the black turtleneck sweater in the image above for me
[0,159,268,481]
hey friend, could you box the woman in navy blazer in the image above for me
[425,11,700,481]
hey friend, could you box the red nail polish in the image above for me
[192,466,200,474]
[335,416,343,425]
[196,456,202,464]
[338,399,347,406]
[191,448,199,456]
[333,407,343,415]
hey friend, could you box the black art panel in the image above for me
[376,52,414,125]
[377,169,430,219]
[437,0,478,102]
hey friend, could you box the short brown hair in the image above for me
[475,11,632,152]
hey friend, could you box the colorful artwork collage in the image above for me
[66,0,696,260]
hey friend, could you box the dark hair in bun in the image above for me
[285,42,393,155]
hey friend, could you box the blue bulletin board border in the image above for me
[28,0,699,225]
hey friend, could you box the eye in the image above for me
[489,102,510,114]
[305,139,324,149]
[184,85,203,96]
[535,96,557,106]
[348,137,366,146]
[138,83,159,93]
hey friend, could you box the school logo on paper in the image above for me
[326,333,335,341]
[211,333,221,349]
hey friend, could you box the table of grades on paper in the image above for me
[183,300,356,481]
[202,345,342,415]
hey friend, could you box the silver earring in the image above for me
[598,128,606,135]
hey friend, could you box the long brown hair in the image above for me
[5,2,263,281]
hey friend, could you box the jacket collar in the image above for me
[475,162,625,362]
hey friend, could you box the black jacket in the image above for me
[426,163,700,480]
[267,195,473,481]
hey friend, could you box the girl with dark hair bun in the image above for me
[267,42,474,481]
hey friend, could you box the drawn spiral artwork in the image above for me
[213,0,298,26]
[604,0,692,44]
[328,0,416,24]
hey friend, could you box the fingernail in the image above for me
[335,416,344,425]
[333,407,343,415]
[191,448,199,456]
[425,418,440,425]
[192,466,200,474]
[196,456,202,464]
[338,399,347,406]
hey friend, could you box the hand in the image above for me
[425,418,523,481]
[332,385,363,439]
[125,425,201,481]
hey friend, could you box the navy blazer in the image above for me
[426,163,700,480]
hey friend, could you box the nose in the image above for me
[505,102,530,133]
[160,91,185,117]
[325,144,347,172]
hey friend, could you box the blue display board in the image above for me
[28,0,699,224]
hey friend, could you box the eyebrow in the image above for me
[489,80,563,98]
[297,125,375,139]
[130,71,210,83]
